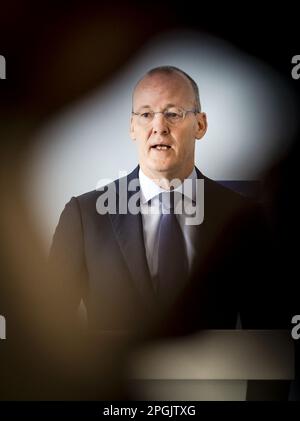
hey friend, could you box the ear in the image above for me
[130,115,136,141]
[195,112,208,140]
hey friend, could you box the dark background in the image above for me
[1,1,300,116]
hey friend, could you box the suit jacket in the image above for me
[49,166,284,339]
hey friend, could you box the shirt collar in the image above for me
[139,167,197,205]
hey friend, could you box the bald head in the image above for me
[132,66,201,112]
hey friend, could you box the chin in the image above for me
[149,161,178,175]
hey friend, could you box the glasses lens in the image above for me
[135,108,185,125]
[164,108,184,123]
[138,111,154,125]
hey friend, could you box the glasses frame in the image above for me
[131,107,200,125]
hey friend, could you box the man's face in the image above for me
[130,72,207,181]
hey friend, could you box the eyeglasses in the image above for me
[132,107,199,126]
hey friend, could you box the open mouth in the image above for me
[151,144,171,150]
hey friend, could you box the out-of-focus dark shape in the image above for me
[259,138,300,400]
[0,1,169,399]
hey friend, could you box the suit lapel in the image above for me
[190,167,241,279]
[109,167,156,307]
[190,167,219,277]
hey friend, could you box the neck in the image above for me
[140,163,194,190]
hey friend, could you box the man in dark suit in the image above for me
[49,65,281,341]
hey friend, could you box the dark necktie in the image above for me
[156,191,189,305]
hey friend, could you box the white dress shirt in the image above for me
[139,167,198,279]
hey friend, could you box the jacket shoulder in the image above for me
[203,176,253,205]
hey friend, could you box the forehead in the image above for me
[133,72,195,109]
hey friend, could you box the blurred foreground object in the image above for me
[128,330,294,401]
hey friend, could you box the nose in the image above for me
[152,113,170,135]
